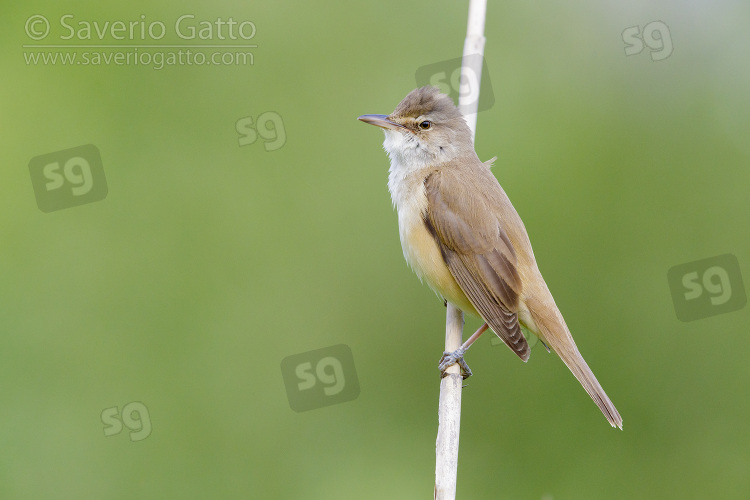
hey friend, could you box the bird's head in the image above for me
[358,86,475,171]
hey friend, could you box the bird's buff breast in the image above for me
[395,183,478,315]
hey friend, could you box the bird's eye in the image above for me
[418,120,432,130]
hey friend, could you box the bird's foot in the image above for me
[438,347,472,380]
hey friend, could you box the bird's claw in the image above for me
[438,347,472,380]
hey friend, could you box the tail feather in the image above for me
[525,291,623,429]
[553,343,623,429]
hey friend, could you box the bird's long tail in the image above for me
[553,341,623,429]
[526,294,623,429]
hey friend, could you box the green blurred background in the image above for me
[3,0,750,498]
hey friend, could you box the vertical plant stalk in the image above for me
[434,1,487,498]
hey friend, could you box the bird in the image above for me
[358,86,622,429]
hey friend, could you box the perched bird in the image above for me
[358,87,622,429]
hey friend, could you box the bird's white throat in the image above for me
[383,129,453,212]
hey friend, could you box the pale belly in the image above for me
[398,204,478,316]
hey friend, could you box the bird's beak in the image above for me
[357,114,406,131]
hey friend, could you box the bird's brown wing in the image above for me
[424,167,530,361]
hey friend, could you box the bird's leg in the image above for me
[438,323,490,379]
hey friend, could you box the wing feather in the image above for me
[424,168,530,361]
